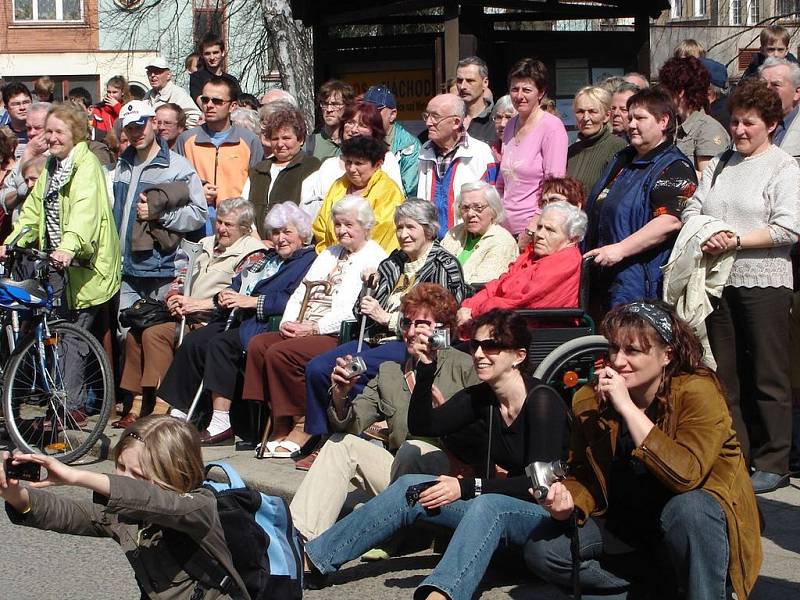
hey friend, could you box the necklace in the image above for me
[513,108,543,144]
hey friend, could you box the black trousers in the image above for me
[706,285,792,474]
[158,322,244,411]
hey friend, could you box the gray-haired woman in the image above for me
[117,197,265,427]
[304,198,469,438]
[157,201,318,439]
[491,94,517,162]
[442,181,518,285]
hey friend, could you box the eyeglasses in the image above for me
[460,203,489,215]
[200,96,232,106]
[400,317,436,331]
[421,112,458,125]
[8,100,31,108]
[469,338,510,354]
[319,102,345,109]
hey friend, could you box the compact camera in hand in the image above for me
[525,460,568,500]
[345,356,367,379]
[428,328,451,350]
[4,458,42,482]
[405,480,439,507]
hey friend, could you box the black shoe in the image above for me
[303,559,328,590]
[751,470,790,494]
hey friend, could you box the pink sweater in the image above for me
[496,112,568,234]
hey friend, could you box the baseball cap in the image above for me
[700,58,728,89]
[145,57,170,71]
[363,85,397,109]
[120,100,156,127]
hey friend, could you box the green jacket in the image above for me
[390,122,421,197]
[9,141,121,309]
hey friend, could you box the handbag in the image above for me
[119,297,173,329]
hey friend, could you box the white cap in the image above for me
[145,57,170,70]
[120,100,156,127]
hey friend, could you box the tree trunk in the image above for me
[262,0,315,127]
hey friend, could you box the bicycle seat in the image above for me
[0,277,49,309]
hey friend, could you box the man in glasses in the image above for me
[143,56,201,127]
[417,93,497,237]
[2,82,32,160]
[304,79,354,161]
[174,77,263,233]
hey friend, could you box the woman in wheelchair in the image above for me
[302,309,570,600]
[457,200,587,327]
[524,301,761,600]
[156,202,316,439]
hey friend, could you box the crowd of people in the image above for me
[2,24,800,600]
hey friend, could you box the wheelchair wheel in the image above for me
[533,335,609,390]
[2,321,114,463]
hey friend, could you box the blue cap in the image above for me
[700,58,729,89]
[363,85,397,109]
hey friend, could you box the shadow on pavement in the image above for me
[751,575,800,599]
[758,496,800,555]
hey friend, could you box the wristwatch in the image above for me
[474,478,482,497]
[735,235,742,251]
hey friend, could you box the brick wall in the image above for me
[0,0,98,53]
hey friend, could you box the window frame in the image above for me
[693,0,706,17]
[746,0,760,26]
[730,0,742,25]
[670,0,685,18]
[12,0,85,24]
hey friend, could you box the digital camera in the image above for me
[405,480,439,507]
[429,328,451,350]
[525,460,568,500]
[345,356,367,379]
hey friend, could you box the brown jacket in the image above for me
[564,374,762,600]
[131,181,191,253]
[6,475,249,600]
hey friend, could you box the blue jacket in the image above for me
[585,142,693,308]
[230,245,316,346]
[113,138,207,278]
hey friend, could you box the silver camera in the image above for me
[345,356,367,379]
[525,460,568,500]
[429,328,451,350]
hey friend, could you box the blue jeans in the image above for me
[303,340,406,435]
[118,276,173,312]
[305,473,552,600]
[523,489,729,600]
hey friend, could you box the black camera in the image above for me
[525,460,568,501]
[5,457,42,482]
[405,480,439,507]
[345,356,367,379]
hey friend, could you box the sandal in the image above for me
[254,439,283,458]
[271,440,302,458]
[112,412,139,429]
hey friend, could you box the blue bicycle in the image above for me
[0,228,114,463]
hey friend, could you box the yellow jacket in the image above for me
[312,169,404,254]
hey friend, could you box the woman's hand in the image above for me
[218,289,257,310]
[359,295,390,325]
[584,243,625,267]
[0,451,31,512]
[49,249,75,270]
[456,307,472,327]
[596,365,634,414]
[279,321,298,338]
[291,321,317,337]
[331,355,358,399]
[409,320,437,365]
[701,231,736,256]
[418,475,461,510]
[9,453,80,489]
[536,481,574,521]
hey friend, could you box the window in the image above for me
[777,0,800,16]
[746,0,760,25]
[670,0,684,18]
[13,0,83,22]
[730,0,742,25]
[694,0,706,16]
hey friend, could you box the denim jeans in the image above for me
[305,473,552,600]
[523,489,729,600]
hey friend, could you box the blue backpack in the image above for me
[168,461,304,600]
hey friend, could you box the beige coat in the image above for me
[188,234,266,308]
[441,222,518,285]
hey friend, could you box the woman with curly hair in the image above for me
[658,56,730,176]
[682,77,800,493]
[524,301,762,600]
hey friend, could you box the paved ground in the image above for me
[1,425,799,598]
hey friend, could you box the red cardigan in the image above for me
[463,244,581,316]
[91,102,121,133]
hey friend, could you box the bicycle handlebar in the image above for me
[6,246,92,270]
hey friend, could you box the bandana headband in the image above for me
[620,301,673,344]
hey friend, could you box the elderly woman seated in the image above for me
[116,197,265,427]
[457,201,587,327]
[290,283,479,541]
[312,135,405,254]
[157,202,317,440]
[441,181,518,286]
[303,198,468,442]
[238,196,388,453]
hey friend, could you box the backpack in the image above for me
[168,461,304,600]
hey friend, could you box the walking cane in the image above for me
[175,239,203,348]
[255,279,331,458]
[356,273,377,354]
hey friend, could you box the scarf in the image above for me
[43,152,74,248]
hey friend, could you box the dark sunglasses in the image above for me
[469,338,510,353]
[200,96,231,106]
[400,317,435,330]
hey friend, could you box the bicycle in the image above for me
[0,228,114,463]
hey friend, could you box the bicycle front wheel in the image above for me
[2,321,114,463]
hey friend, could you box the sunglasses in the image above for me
[469,338,510,353]
[200,96,232,106]
[400,317,436,330]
